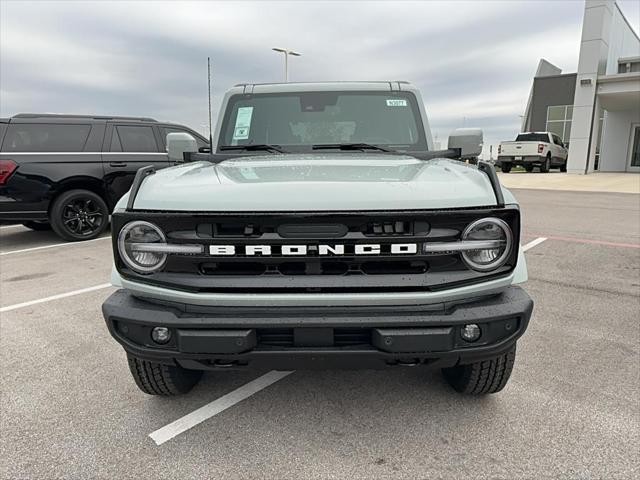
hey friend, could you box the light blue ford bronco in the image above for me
[102,82,533,396]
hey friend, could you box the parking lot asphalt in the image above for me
[1,189,639,480]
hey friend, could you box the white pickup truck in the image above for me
[497,132,568,173]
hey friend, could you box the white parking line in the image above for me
[149,370,294,446]
[0,236,110,256]
[522,237,547,252]
[0,283,112,313]
[0,224,24,230]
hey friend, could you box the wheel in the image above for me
[560,162,567,173]
[501,164,512,173]
[442,344,516,395]
[49,189,109,241]
[127,356,202,396]
[524,165,534,172]
[540,155,551,173]
[22,221,51,231]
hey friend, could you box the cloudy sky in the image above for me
[1,0,639,155]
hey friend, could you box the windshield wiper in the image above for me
[219,144,287,153]
[312,143,394,152]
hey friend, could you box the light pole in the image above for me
[272,47,301,82]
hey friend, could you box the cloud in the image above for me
[1,0,637,156]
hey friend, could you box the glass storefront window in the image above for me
[546,105,574,143]
[547,122,564,138]
[547,106,566,122]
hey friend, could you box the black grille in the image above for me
[333,328,372,346]
[198,260,427,276]
[257,328,293,347]
[112,208,520,293]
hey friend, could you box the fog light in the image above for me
[460,324,481,342]
[151,327,171,344]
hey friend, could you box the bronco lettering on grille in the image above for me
[208,243,419,256]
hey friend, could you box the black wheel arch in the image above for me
[48,176,111,214]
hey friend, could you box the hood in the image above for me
[131,153,506,211]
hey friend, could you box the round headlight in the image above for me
[461,218,513,272]
[118,221,167,274]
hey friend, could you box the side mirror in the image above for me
[448,128,483,159]
[167,132,198,163]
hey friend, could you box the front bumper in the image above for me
[103,286,533,370]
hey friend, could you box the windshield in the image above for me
[218,91,427,151]
[515,133,549,142]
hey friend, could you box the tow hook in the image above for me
[387,358,421,367]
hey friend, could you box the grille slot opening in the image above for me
[321,262,350,275]
[277,223,348,238]
[200,262,267,275]
[364,220,430,236]
[257,329,293,347]
[199,261,428,276]
[257,328,372,348]
[216,223,255,236]
[197,223,259,237]
[279,262,306,275]
[279,262,350,275]
[361,261,427,275]
[334,328,371,346]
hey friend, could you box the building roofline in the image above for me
[533,72,578,80]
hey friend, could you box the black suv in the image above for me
[0,114,208,240]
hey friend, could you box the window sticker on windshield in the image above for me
[233,106,253,140]
[386,99,407,107]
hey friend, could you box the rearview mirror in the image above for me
[448,128,483,159]
[167,132,198,163]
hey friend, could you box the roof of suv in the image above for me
[230,81,417,95]
[9,113,158,122]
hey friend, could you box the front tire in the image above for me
[442,344,516,395]
[560,162,567,173]
[501,164,512,173]
[127,356,202,396]
[49,189,109,241]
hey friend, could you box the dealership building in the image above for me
[522,0,640,173]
